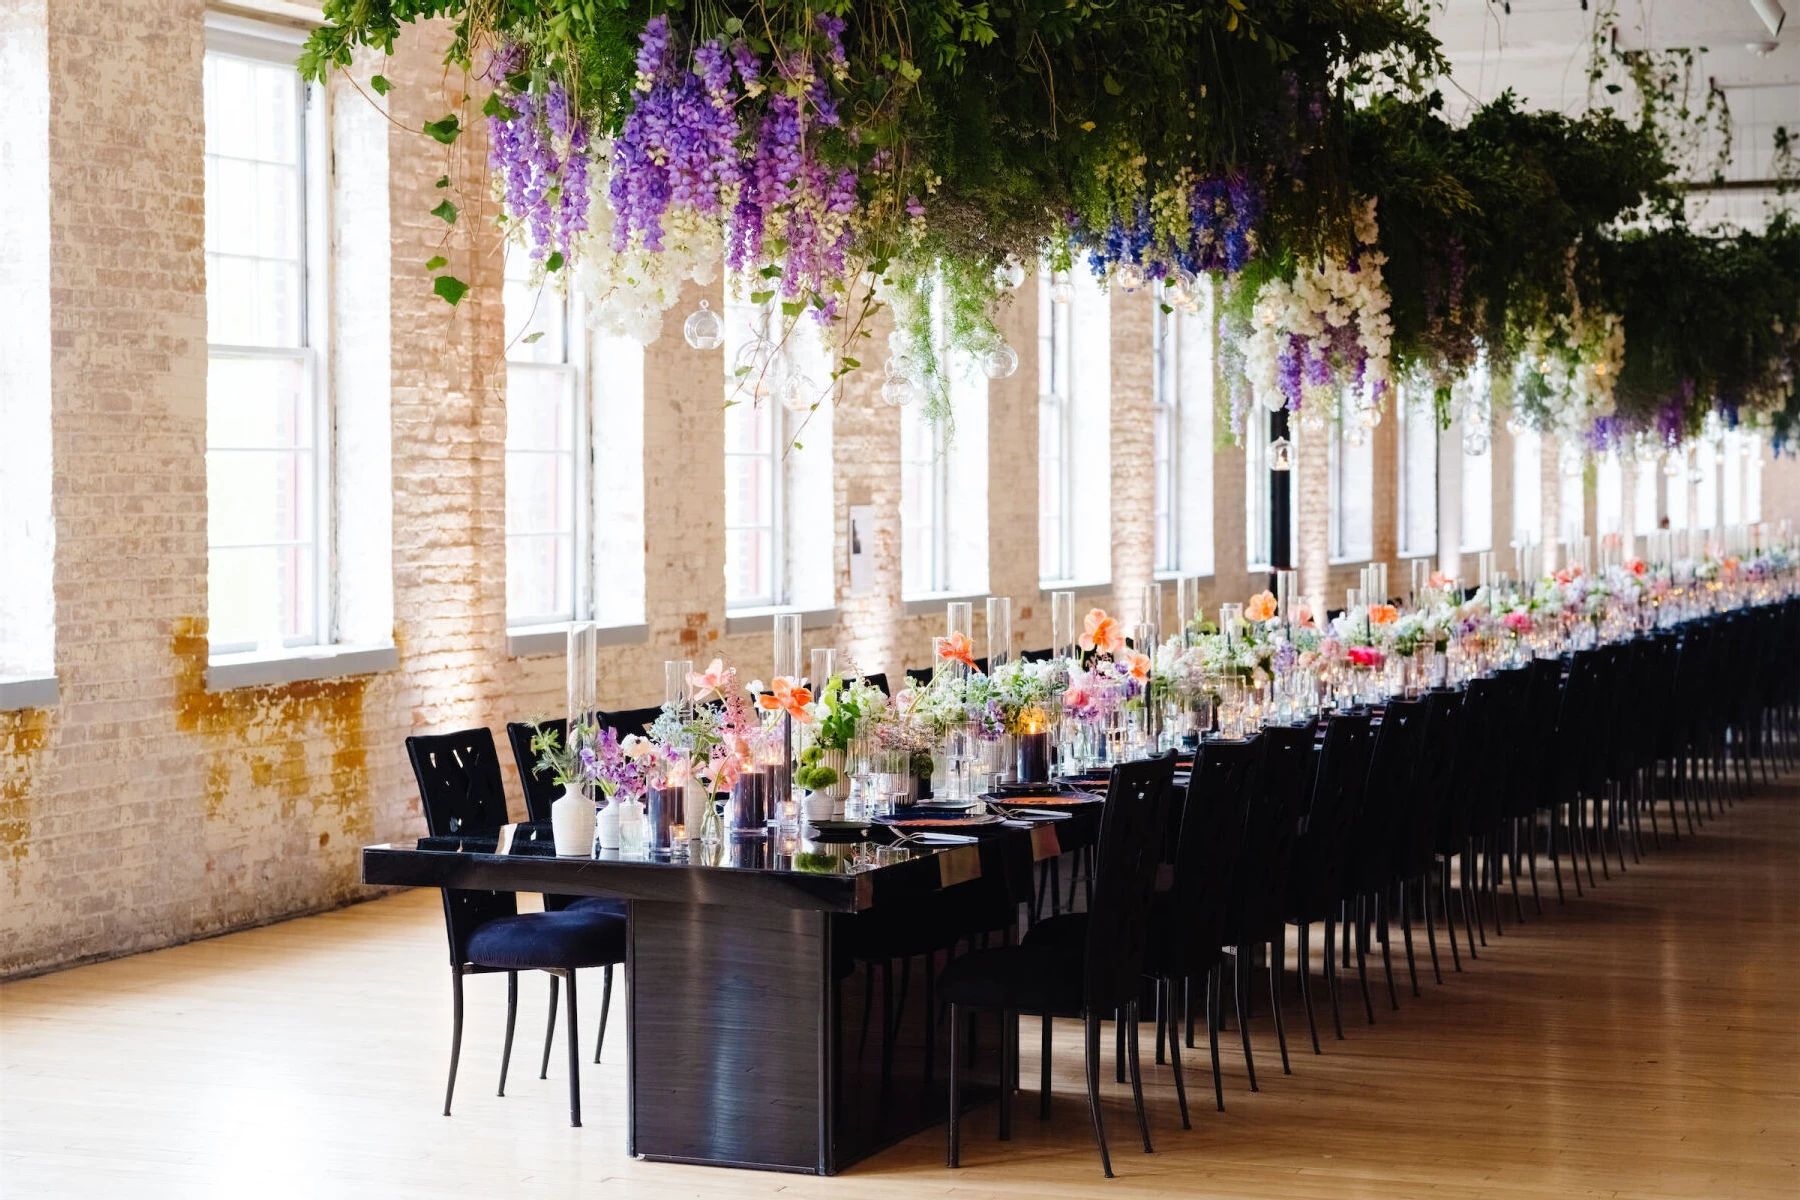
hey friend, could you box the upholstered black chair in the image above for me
[1284,712,1375,1043]
[937,753,1178,1177]
[1344,698,1425,1021]
[597,705,662,738]
[503,719,625,1069]
[407,729,627,1127]
[1223,720,1318,1057]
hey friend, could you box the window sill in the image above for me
[900,591,990,618]
[723,606,837,637]
[1152,570,1214,584]
[0,675,58,712]
[205,643,398,692]
[507,622,648,659]
[1038,580,1112,600]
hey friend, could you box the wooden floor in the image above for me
[5,787,1799,1200]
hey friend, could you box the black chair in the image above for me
[1344,698,1426,1021]
[1389,687,1461,994]
[1021,647,1055,663]
[1285,712,1376,1044]
[597,705,662,738]
[905,666,935,688]
[938,753,1178,1177]
[504,720,625,1069]
[1158,736,1260,1115]
[1222,719,1318,1059]
[406,729,627,1127]
[863,671,890,696]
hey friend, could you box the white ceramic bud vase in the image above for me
[551,786,596,856]
[595,797,622,850]
[818,748,850,809]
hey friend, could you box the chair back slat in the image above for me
[505,719,565,824]
[404,728,518,964]
[1229,720,1318,943]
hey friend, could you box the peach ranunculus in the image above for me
[1368,603,1399,626]
[1553,568,1573,586]
[757,676,815,723]
[1245,590,1277,623]
[1428,571,1454,589]
[937,630,977,670]
[1078,608,1124,656]
[687,658,730,702]
[1118,649,1151,680]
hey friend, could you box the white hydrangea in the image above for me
[1238,197,1393,417]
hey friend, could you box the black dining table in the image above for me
[363,802,1102,1174]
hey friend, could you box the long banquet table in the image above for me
[363,805,1101,1174]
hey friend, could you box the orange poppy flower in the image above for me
[937,630,977,670]
[1368,604,1399,625]
[756,676,814,722]
[1079,608,1124,656]
[1245,590,1277,622]
[1118,650,1151,680]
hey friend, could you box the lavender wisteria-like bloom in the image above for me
[487,64,594,264]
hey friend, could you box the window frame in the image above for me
[503,265,590,629]
[1396,388,1438,559]
[1151,291,1179,575]
[901,389,953,599]
[202,16,333,656]
[1038,274,1076,586]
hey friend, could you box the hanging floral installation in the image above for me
[297,1,1799,458]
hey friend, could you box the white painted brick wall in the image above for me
[7,6,1800,978]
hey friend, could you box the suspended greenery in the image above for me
[297,0,1798,457]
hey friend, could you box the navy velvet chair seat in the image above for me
[467,909,627,971]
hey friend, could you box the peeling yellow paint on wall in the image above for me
[171,617,374,841]
[1,708,52,868]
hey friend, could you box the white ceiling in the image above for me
[1426,0,1798,223]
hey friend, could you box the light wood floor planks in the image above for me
[4,787,1799,1199]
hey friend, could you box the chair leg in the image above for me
[539,972,559,1080]
[1397,880,1419,998]
[1233,951,1258,1091]
[1084,1011,1114,1178]
[1185,974,1197,1050]
[1323,914,1345,1038]
[444,967,465,1117]
[595,964,613,1065]
[1421,876,1442,984]
[1463,840,1486,950]
[1125,1002,1152,1154]
[1267,940,1291,1075]
[498,970,518,1096]
[563,970,582,1128]
[1040,1014,1053,1120]
[1164,980,1190,1129]
[1375,892,1399,1012]
[1527,815,1544,913]
[1548,805,1567,904]
[999,1008,1015,1142]
[1509,820,1526,922]
[1115,1006,1126,1084]
[1207,966,1225,1112]
[1296,922,1321,1054]
[1457,850,1480,959]
[1438,865,1462,972]
[1352,898,1375,1024]
[948,1005,962,1167]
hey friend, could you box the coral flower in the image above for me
[757,676,814,723]
[1245,590,1277,622]
[1502,611,1534,634]
[1428,571,1454,589]
[687,658,730,702]
[1293,604,1316,628]
[937,630,977,670]
[1079,608,1124,656]
[1626,558,1647,576]
[1368,604,1398,625]
[1118,649,1151,680]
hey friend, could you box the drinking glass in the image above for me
[1051,590,1078,663]
[809,647,837,693]
[946,600,973,639]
